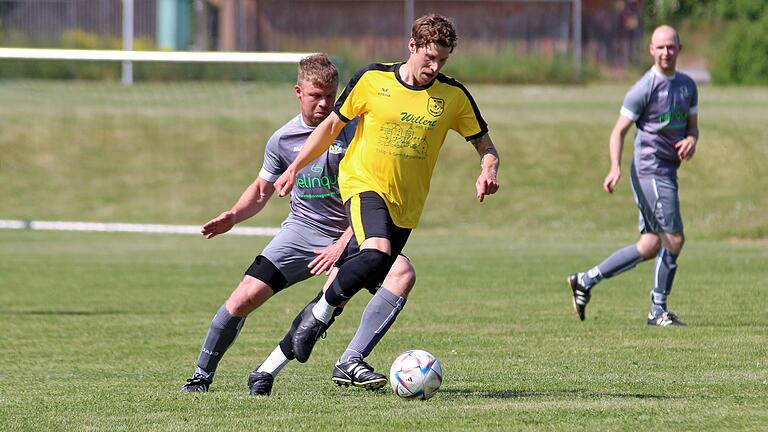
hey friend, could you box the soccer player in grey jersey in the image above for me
[181,54,415,395]
[567,25,699,327]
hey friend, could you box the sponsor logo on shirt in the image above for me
[658,103,689,129]
[378,87,391,97]
[400,111,437,127]
[294,165,340,199]
[292,145,303,152]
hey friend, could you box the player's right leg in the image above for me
[293,192,411,365]
[568,235,658,321]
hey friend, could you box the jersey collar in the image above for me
[299,114,317,130]
[651,66,676,81]
[395,63,437,91]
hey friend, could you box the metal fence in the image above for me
[0,0,643,67]
[0,0,155,43]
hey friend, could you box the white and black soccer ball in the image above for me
[389,349,443,400]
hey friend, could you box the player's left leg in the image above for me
[648,231,686,326]
[332,255,416,389]
[249,274,347,396]
[644,175,687,326]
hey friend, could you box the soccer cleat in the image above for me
[180,374,211,393]
[292,307,329,363]
[331,359,388,390]
[567,273,591,321]
[247,366,274,396]
[647,311,687,327]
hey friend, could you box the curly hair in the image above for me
[297,53,338,88]
[411,14,457,52]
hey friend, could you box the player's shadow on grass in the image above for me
[441,389,670,400]
[1,309,127,316]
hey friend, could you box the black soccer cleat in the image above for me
[292,307,329,363]
[180,374,211,393]
[331,359,388,390]
[647,311,687,327]
[247,366,274,396]
[568,273,591,321]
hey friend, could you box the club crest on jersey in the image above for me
[427,97,444,117]
[329,141,344,154]
[679,86,689,99]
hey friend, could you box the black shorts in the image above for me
[338,191,412,290]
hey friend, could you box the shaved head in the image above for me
[649,25,682,75]
[651,25,680,47]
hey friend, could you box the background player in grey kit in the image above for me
[180,54,415,395]
[568,25,699,327]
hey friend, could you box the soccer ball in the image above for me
[389,349,443,400]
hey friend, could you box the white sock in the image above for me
[311,295,336,324]
[257,346,290,377]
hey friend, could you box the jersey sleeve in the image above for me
[689,81,699,115]
[258,132,283,182]
[620,78,649,121]
[450,83,488,141]
[334,66,371,122]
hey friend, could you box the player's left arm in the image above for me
[676,113,699,161]
[470,134,500,202]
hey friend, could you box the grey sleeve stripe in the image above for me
[689,106,698,115]
[259,167,280,182]
[620,106,639,121]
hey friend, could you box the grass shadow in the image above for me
[0,309,127,316]
[441,388,671,400]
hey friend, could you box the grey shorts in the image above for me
[260,217,339,286]
[630,162,684,234]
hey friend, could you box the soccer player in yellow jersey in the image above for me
[274,14,500,389]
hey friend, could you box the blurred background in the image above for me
[2,0,765,83]
[0,0,766,241]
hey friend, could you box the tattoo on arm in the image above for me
[471,136,498,159]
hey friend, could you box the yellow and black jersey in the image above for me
[334,62,488,228]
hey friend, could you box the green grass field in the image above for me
[0,81,766,430]
[0,231,766,431]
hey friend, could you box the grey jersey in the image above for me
[621,68,698,178]
[259,114,359,237]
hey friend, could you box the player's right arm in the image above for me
[201,177,275,239]
[604,114,634,194]
[274,111,347,197]
[308,226,354,275]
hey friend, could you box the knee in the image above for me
[383,256,416,298]
[226,277,273,317]
[667,234,685,255]
[636,236,661,259]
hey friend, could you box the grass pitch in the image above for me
[1,230,766,431]
[0,80,766,430]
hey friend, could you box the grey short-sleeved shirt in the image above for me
[621,68,698,178]
[259,114,359,237]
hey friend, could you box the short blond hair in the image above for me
[411,14,457,52]
[297,53,338,88]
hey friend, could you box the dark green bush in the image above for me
[711,15,768,84]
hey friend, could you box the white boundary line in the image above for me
[0,220,279,236]
[0,48,313,63]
